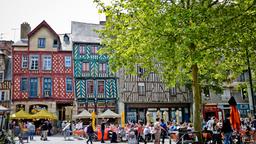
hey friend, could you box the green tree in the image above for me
[94,0,256,138]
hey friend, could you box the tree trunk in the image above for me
[192,64,202,141]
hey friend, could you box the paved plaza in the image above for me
[20,135,172,144]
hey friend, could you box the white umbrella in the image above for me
[73,109,91,119]
[0,105,9,112]
[98,109,120,118]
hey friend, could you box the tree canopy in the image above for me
[94,0,256,135]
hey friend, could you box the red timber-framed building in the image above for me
[12,21,74,120]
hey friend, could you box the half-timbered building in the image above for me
[118,68,192,123]
[12,21,74,120]
[0,40,12,108]
[72,21,118,114]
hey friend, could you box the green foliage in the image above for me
[94,0,256,88]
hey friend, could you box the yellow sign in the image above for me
[121,112,125,128]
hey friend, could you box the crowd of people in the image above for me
[7,115,256,144]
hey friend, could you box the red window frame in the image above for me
[87,81,94,94]
[82,62,89,72]
[98,81,104,94]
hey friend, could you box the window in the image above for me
[38,38,46,48]
[91,45,98,54]
[21,78,28,91]
[1,91,4,101]
[98,81,104,94]
[87,81,94,94]
[79,45,85,55]
[170,87,177,96]
[99,63,106,73]
[43,56,51,70]
[29,78,38,97]
[53,39,58,48]
[65,56,71,68]
[30,55,39,70]
[66,78,72,92]
[137,67,145,76]
[0,72,3,82]
[22,55,28,68]
[43,78,52,97]
[82,62,90,72]
[138,82,145,95]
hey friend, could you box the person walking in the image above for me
[27,122,35,141]
[154,118,161,144]
[160,119,167,144]
[101,119,107,143]
[221,113,233,144]
[41,121,48,141]
[86,123,94,144]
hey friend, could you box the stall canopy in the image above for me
[10,109,32,119]
[0,105,9,112]
[73,109,91,119]
[98,109,120,118]
[31,110,57,120]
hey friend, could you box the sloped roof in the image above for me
[28,20,59,39]
[13,39,28,46]
[71,21,103,43]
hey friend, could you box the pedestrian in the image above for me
[137,120,147,144]
[41,121,49,141]
[154,118,161,144]
[28,122,35,141]
[86,123,94,144]
[221,113,233,144]
[101,119,107,143]
[160,119,167,144]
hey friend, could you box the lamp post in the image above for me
[246,47,256,118]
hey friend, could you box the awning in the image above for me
[10,110,32,119]
[31,110,57,120]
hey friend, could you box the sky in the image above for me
[0,0,104,42]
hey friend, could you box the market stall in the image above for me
[10,109,32,120]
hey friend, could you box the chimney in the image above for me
[20,22,31,39]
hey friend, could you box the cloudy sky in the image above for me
[0,0,104,41]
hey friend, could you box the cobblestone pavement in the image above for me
[20,135,173,144]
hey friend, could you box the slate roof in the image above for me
[13,39,28,46]
[71,21,103,43]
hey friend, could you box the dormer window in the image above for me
[53,39,58,48]
[64,34,69,43]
